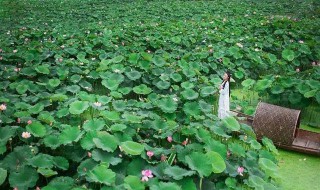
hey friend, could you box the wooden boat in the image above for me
[231,102,320,156]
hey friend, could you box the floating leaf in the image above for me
[87,164,116,186]
[59,126,83,145]
[120,141,144,155]
[181,89,199,100]
[100,111,120,121]
[156,81,171,90]
[125,70,141,80]
[185,152,212,177]
[35,65,50,74]
[164,166,196,180]
[26,121,47,137]
[9,167,39,190]
[152,55,166,67]
[69,101,89,115]
[183,102,201,117]
[83,119,105,131]
[157,97,178,113]
[48,79,61,87]
[93,131,119,152]
[133,84,152,95]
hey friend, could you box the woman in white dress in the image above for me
[218,71,231,119]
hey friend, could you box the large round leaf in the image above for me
[164,166,196,180]
[185,152,212,177]
[125,70,141,80]
[0,168,7,186]
[93,131,119,152]
[133,84,152,95]
[87,164,116,186]
[157,97,178,113]
[28,153,54,168]
[69,101,89,115]
[83,119,105,131]
[59,126,83,145]
[120,141,144,155]
[200,86,216,97]
[124,175,145,190]
[222,116,240,131]
[206,151,226,173]
[181,89,199,100]
[282,49,295,61]
[26,121,47,137]
[183,102,201,117]
[9,167,39,190]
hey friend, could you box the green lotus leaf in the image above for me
[66,85,81,94]
[77,159,98,177]
[29,103,44,114]
[97,59,111,71]
[222,116,240,131]
[280,77,295,88]
[282,49,295,61]
[185,152,213,177]
[118,87,132,95]
[26,121,47,137]
[124,175,145,190]
[271,85,284,94]
[100,111,120,121]
[228,143,245,157]
[91,149,122,165]
[164,166,196,180]
[111,55,124,63]
[128,53,140,64]
[152,55,166,67]
[259,158,278,173]
[241,79,255,88]
[78,91,95,102]
[151,182,182,190]
[69,101,89,115]
[87,164,116,186]
[262,137,278,155]
[38,112,55,124]
[288,93,302,104]
[48,79,61,87]
[181,81,195,89]
[112,100,127,111]
[83,119,105,131]
[51,94,68,102]
[37,168,58,178]
[59,126,83,145]
[225,177,237,189]
[80,131,98,150]
[110,123,127,132]
[16,84,28,94]
[157,97,178,113]
[97,96,112,104]
[9,167,39,190]
[171,36,181,44]
[125,70,141,80]
[156,80,171,90]
[35,64,50,74]
[141,52,153,61]
[234,71,244,79]
[297,83,311,94]
[183,102,201,116]
[250,140,262,150]
[255,79,273,91]
[93,131,119,152]
[0,168,7,186]
[268,53,277,63]
[176,178,197,190]
[122,112,143,123]
[199,100,212,113]
[65,47,78,55]
[0,126,16,145]
[43,135,60,149]
[133,84,152,95]
[304,89,317,98]
[200,86,216,97]
[70,75,82,83]
[120,141,144,155]
[248,175,265,189]
[170,73,182,82]
[45,176,74,189]
[299,44,311,54]
[102,79,120,91]
[206,151,226,173]
[28,153,54,168]
[53,156,69,170]
[306,79,320,90]
[316,92,320,104]
[181,89,199,100]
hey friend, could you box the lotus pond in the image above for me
[0,0,319,190]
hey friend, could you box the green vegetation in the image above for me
[0,0,319,189]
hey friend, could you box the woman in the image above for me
[218,71,231,119]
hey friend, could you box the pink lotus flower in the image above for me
[0,56,2,60]
[147,151,154,159]
[312,62,316,66]
[93,102,102,107]
[299,40,304,44]
[182,138,189,146]
[36,187,41,190]
[87,152,92,157]
[296,68,300,72]
[0,104,6,111]
[27,120,32,125]
[58,58,63,62]
[167,136,173,143]
[227,150,231,157]
[13,187,18,190]
[209,49,213,53]
[17,118,21,123]
[237,166,244,176]
[13,49,18,53]
[141,176,149,182]
[141,169,153,180]
[22,132,31,139]
[0,49,2,52]
[161,154,167,161]
[14,68,21,72]
[236,43,243,48]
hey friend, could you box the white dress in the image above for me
[218,81,230,119]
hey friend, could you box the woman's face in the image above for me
[223,73,229,81]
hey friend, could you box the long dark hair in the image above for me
[221,71,231,97]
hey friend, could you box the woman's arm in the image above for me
[220,81,229,95]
